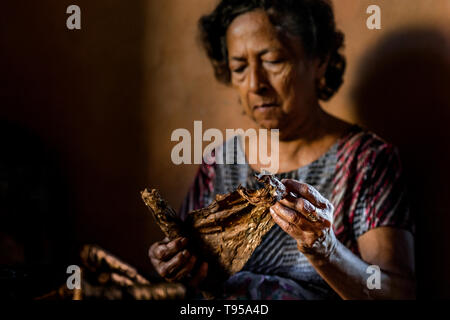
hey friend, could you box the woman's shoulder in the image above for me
[209,124,400,170]
[337,124,400,165]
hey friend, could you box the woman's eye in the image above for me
[265,59,284,65]
[232,66,246,73]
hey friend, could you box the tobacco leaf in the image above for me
[79,245,186,300]
[141,173,287,279]
[34,244,186,300]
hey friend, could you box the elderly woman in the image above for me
[149,0,415,300]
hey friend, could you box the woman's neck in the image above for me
[278,108,334,171]
[244,106,351,174]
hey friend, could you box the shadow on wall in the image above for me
[352,27,450,299]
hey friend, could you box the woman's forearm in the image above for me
[304,237,416,300]
[270,179,415,299]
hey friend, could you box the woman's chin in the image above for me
[255,119,281,130]
[254,119,294,141]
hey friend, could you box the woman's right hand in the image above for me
[148,237,208,288]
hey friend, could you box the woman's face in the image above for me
[226,10,324,135]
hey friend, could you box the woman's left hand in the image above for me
[270,179,337,259]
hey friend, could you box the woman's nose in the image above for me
[248,65,268,94]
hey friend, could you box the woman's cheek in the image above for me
[238,93,252,115]
[231,80,250,113]
[275,70,296,110]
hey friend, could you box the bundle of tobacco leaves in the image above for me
[78,245,186,300]
[34,244,186,300]
[141,173,288,280]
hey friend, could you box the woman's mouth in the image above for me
[253,103,280,111]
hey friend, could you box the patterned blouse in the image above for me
[179,124,413,300]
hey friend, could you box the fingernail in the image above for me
[285,193,296,201]
[270,208,275,214]
[183,250,189,257]
[180,238,188,246]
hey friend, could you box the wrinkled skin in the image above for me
[226,9,327,140]
[148,237,208,289]
[270,179,336,258]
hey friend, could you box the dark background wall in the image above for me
[0,0,152,275]
[1,0,449,297]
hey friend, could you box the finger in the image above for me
[188,262,208,288]
[281,179,328,209]
[271,203,313,230]
[150,237,188,261]
[149,237,171,257]
[279,198,331,228]
[158,249,191,279]
[270,207,299,236]
[150,255,164,271]
[149,242,165,270]
[170,255,197,282]
[279,197,318,221]
[162,237,170,243]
